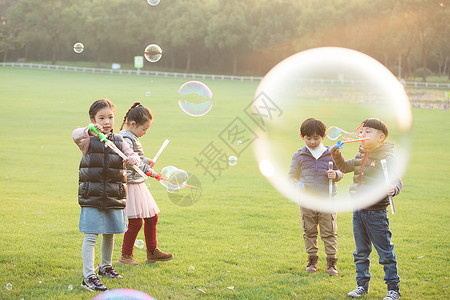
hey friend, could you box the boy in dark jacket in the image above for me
[289,118,343,276]
[331,118,402,300]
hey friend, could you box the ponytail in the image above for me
[120,102,153,131]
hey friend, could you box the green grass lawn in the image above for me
[0,67,449,299]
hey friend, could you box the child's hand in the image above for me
[148,159,155,168]
[387,185,396,196]
[126,155,140,166]
[330,145,341,156]
[146,169,158,178]
[88,123,103,136]
[327,170,337,179]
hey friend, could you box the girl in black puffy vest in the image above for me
[72,99,140,292]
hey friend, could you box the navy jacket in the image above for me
[288,146,343,196]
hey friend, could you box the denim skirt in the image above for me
[79,207,128,234]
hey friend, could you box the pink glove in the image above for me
[126,155,140,166]
[145,169,158,178]
[148,159,155,168]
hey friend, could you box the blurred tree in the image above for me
[155,0,208,73]
[247,0,301,74]
[6,0,75,64]
[205,0,250,74]
[0,0,22,61]
[77,0,126,67]
[390,0,447,81]
[0,0,448,77]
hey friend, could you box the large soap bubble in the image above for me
[178,81,213,117]
[253,47,412,213]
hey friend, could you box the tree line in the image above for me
[0,0,448,81]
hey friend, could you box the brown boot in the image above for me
[326,256,338,276]
[116,254,140,265]
[146,248,174,263]
[306,254,319,273]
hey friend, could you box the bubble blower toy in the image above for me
[328,123,371,150]
[294,179,304,190]
[153,166,198,191]
[155,174,198,189]
[328,161,333,201]
[151,139,169,164]
[88,124,149,180]
[136,139,197,191]
[380,159,396,214]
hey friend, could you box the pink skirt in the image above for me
[125,182,160,219]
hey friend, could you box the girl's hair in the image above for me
[300,118,326,137]
[120,102,153,131]
[89,99,115,119]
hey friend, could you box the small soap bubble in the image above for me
[68,284,73,291]
[178,81,213,117]
[135,239,144,249]
[237,140,243,146]
[147,0,160,6]
[146,183,151,188]
[6,283,12,290]
[189,266,195,270]
[144,44,162,63]
[145,91,151,97]
[228,156,237,166]
[326,126,350,140]
[73,42,84,53]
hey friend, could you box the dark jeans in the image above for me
[353,209,400,290]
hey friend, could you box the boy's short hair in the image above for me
[300,118,326,137]
[362,118,388,137]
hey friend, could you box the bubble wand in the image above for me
[328,161,333,201]
[88,124,149,180]
[143,141,197,190]
[380,159,395,214]
[145,138,169,177]
[330,123,371,149]
[156,176,198,189]
[152,139,169,164]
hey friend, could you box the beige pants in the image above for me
[300,207,337,256]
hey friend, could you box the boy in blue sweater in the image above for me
[289,118,343,275]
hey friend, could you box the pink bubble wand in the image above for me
[332,123,371,149]
[144,140,197,190]
[154,174,198,189]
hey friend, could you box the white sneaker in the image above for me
[383,290,400,300]
[347,285,368,298]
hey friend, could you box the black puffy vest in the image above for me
[78,134,127,209]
